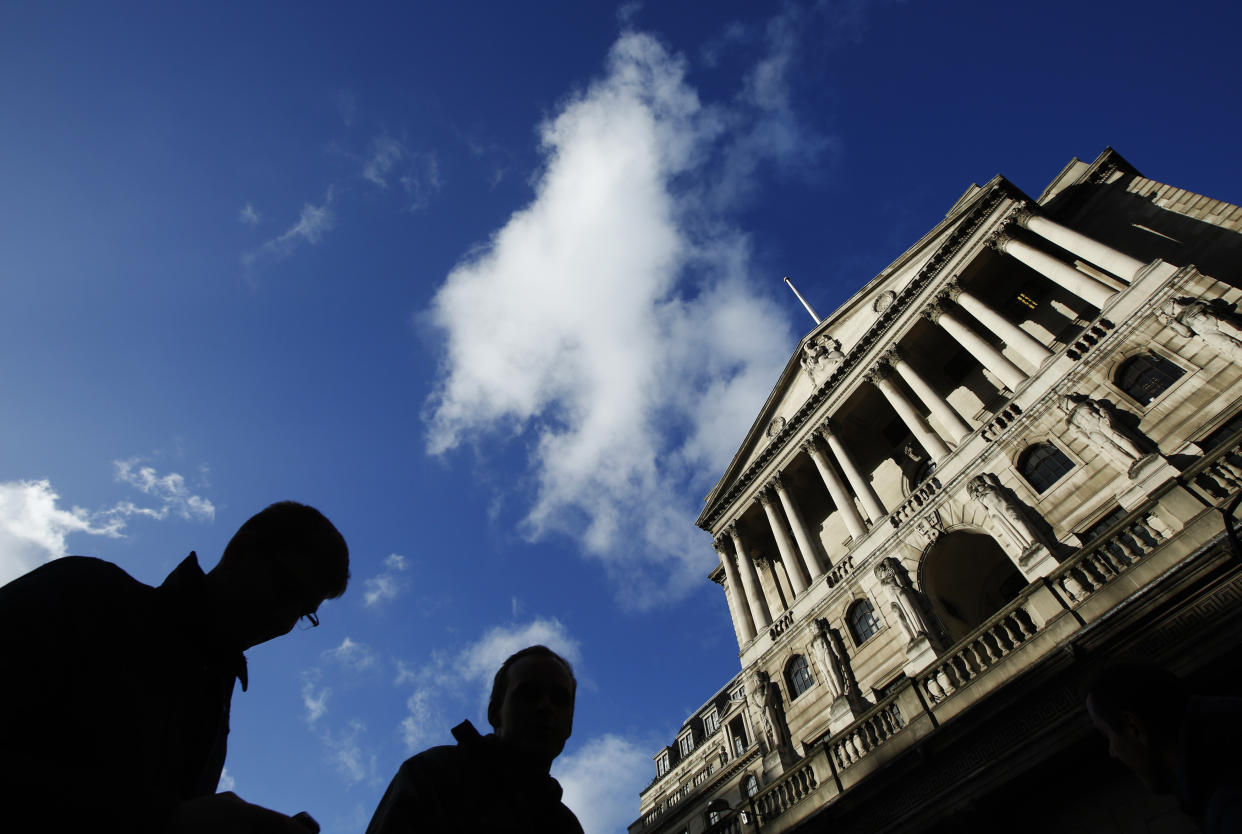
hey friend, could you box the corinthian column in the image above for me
[991,232,1116,309]
[945,282,1053,370]
[867,361,951,460]
[773,472,826,580]
[803,439,867,539]
[759,486,809,595]
[924,300,1027,391]
[818,421,887,522]
[727,523,771,628]
[715,536,756,643]
[1014,209,1146,283]
[887,346,971,443]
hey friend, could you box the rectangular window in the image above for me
[729,716,748,755]
[678,732,694,757]
[656,751,670,777]
[703,708,720,735]
[694,769,708,786]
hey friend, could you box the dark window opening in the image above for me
[1017,442,1075,493]
[1115,352,1185,406]
[785,655,814,699]
[848,599,881,645]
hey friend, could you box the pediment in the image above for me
[698,176,1013,529]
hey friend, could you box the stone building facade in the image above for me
[631,148,1242,834]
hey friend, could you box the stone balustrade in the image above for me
[769,610,795,640]
[752,761,819,825]
[1065,318,1115,360]
[1051,508,1167,606]
[920,597,1039,704]
[979,403,1023,443]
[889,478,942,528]
[826,693,906,772]
[822,553,855,589]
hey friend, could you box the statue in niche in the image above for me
[873,557,932,643]
[1158,296,1242,363]
[967,473,1047,557]
[753,670,791,754]
[1059,394,1147,474]
[801,334,846,387]
[809,619,843,700]
[821,619,865,708]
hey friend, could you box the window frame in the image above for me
[1112,350,1187,409]
[678,731,695,757]
[848,598,881,646]
[785,655,815,699]
[656,750,670,777]
[703,707,720,736]
[1017,440,1076,495]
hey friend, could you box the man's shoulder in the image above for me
[0,555,143,607]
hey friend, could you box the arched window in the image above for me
[742,773,759,798]
[785,655,814,699]
[1115,353,1185,406]
[848,599,881,645]
[1017,442,1074,493]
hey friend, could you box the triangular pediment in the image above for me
[698,176,1011,528]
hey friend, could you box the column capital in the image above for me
[987,230,1013,253]
[713,536,730,555]
[800,437,821,458]
[758,486,777,508]
[724,520,740,538]
[771,471,787,493]
[941,280,963,302]
[865,358,895,385]
[817,419,838,440]
[922,300,947,324]
[880,344,902,366]
[1008,205,1036,229]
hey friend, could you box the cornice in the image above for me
[699,181,1023,530]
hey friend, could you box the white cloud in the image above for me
[458,618,581,686]
[423,30,799,607]
[302,669,331,725]
[362,552,410,608]
[362,135,406,189]
[324,636,378,673]
[238,203,261,227]
[112,459,215,522]
[399,152,442,211]
[242,192,335,268]
[0,479,124,585]
[554,734,653,834]
[322,719,376,785]
[218,767,236,792]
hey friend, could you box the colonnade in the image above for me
[713,207,1146,647]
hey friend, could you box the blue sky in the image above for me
[2,1,1240,831]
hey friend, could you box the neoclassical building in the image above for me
[630,148,1242,834]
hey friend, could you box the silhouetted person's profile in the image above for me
[366,644,584,834]
[0,500,349,833]
[1086,661,1242,833]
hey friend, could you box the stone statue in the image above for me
[967,473,1046,557]
[1060,394,1147,474]
[810,619,843,699]
[801,334,846,387]
[753,670,791,754]
[873,557,932,642]
[1159,296,1242,363]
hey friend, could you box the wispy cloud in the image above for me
[322,719,377,785]
[242,192,335,268]
[302,669,331,725]
[324,636,379,673]
[362,552,410,608]
[238,203,261,227]
[362,135,406,189]
[553,734,654,834]
[113,459,215,522]
[400,152,442,211]
[0,461,214,585]
[423,27,803,607]
[218,767,236,792]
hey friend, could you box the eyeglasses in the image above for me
[299,611,320,630]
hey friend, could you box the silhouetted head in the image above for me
[1085,661,1188,793]
[207,501,350,649]
[487,645,576,769]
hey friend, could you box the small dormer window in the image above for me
[703,708,720,735]
[656,751,670,777]
[678,732,695,757]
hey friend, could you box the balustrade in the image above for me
[1052,509,1166,605]
[980,404,1023,443]
[890,478,942,528]
[920,598,1039,704]
[1065,318,1115,361]
[769,610,795,641]
[752,761,818,824]
[827,695,905,771]
[823,553,855,589]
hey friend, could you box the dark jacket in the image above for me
[1178,696,1242,834]
[366,720,584,834]
[0,553,245,833]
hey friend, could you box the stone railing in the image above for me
[1050,507,1167,606]
[823,552,855,589]
[1065,318,1114,360]
[1188,441,1242,501]
[769,610,795,640]
[980,403,1022,443]
[826,693,905,772]
[920,594,1040,704]
[752,760,818,825]
[890,478,942,528]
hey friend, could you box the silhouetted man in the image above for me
[366,645,584,834]
[0,500,350,833]
[1087,661,1242,833]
